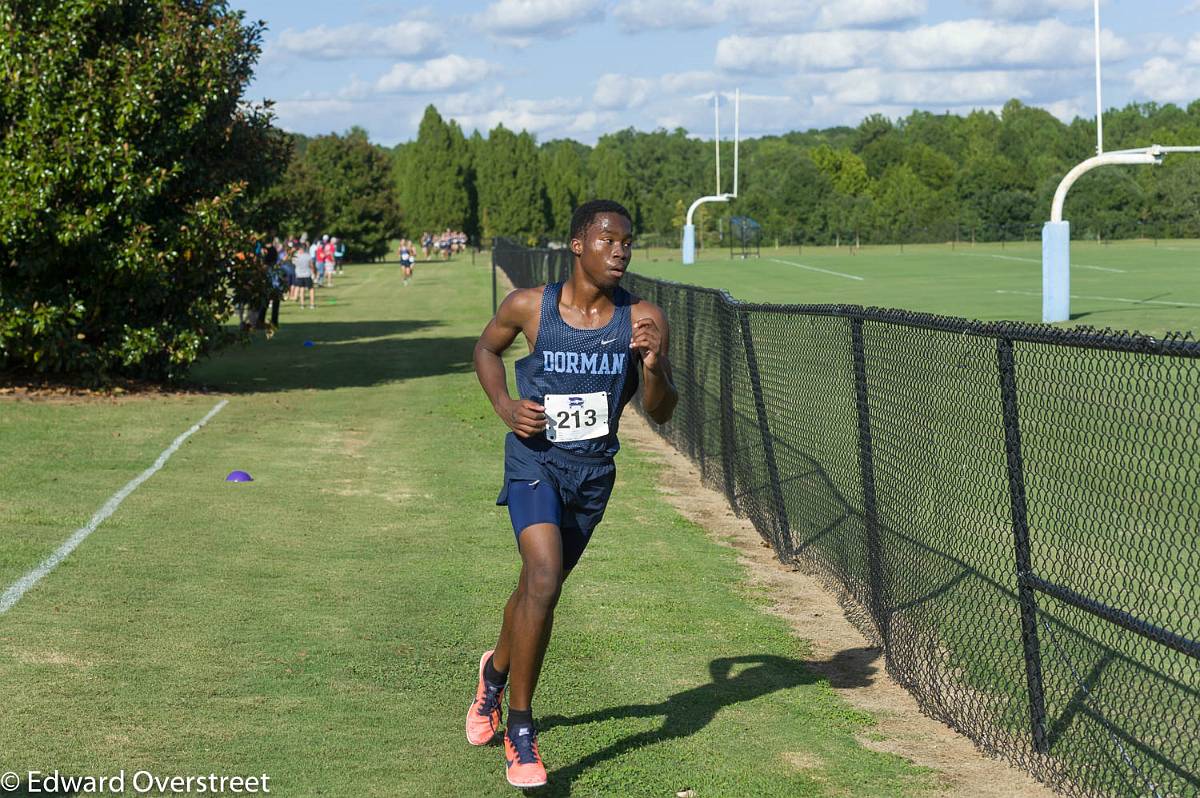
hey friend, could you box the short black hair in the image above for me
[570,199,633,243]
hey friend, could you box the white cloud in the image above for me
[592,71,719,111]
[613,0,926,32]
[612,0,724,32]
[716,20,1130,74]
[818,68,1034,105]
[975,0,1093,19]
[891,19,1129,70]
[476,0,605,41]
[1130,57,1200,105]
[272,97,362,131]
[814,0,926,30]
[272,22,444,61]
[716,31,881,73]
[730,0,819,30]
[375,55,496,94]
[593,74,656,110]
[448,96,611,139]
[661,71,720,93]
[1188,34,1200,63]
[1043,97,1089,122]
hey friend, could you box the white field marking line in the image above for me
[769,258,864,281]
[955,251,1124,273]
[0,399,229,615]
[995,290,1200,308]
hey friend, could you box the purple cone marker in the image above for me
[225,470,253,483]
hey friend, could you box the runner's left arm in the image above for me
[631,305,677,424]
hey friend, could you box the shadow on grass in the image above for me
[195,319,478,392]
[1068,292,1183,322]
[533,651,877,795]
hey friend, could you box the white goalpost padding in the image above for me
[1040,3,1200,322]
[1042,145,1200,323]
[683,89,739,265]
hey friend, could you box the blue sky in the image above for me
[238,0,1200,146]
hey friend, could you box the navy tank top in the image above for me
[513,282,638,458]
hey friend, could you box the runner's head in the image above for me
[570,200,633,288]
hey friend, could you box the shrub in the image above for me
[0,0,288,382]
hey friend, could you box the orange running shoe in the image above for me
[466,650,505,746]
[504,725,547,788]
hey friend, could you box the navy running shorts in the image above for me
[497,434,616,571]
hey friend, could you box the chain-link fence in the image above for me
[492,238,1200,798]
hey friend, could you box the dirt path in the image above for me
[621,413,1057,798]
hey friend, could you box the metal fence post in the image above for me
[738,310,791,556]
[719,302,737,508]
[851,317,889,648]
[997,337,1050,755]
[491,238,498,315]
[684,290,697,460]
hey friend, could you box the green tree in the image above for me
[738,141,832,242]
[303,128,401,261]
[811,145,871,197]
[590,136,638,227]
[402,106,471,234]
[0,0,287,381]
[267,135,325,238]
[476,125,546,244]
[872,164,937,241]
[540,140,588,239]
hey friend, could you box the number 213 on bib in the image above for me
[544,392,609,443]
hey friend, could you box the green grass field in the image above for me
[619,238,1200,796]
[631,239,1200,337]
[0,256,940,796]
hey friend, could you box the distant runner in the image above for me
[398,239,415,286]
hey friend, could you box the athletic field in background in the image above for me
[632,239,1200,337]
[0,256,941,797]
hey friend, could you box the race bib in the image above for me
[544,391,609,443]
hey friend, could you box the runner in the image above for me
[398,239,415,286]
[467,199,677,789]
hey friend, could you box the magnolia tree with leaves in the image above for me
[0,0,288,382]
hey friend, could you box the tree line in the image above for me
[384,100,1200,248]
[4,0,1197,383]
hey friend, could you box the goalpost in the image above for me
[1040,0,1200,322]
[1042,146,1200,323]
[682,89,740,265]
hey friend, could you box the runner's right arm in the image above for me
[474,288,547,438]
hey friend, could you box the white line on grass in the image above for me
[995,290,1200,308]
[956,252,1124,273]
[769,258,863,281]
[0,399,229,615]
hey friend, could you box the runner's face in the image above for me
[574,213,633,288]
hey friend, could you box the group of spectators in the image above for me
[243,228,472,329]
[272,234,345,309]
[243,234,344,328]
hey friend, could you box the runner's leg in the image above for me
[493,523,562,711]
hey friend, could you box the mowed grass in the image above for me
[632,239,1200,336]
[0,256,936,796]
[627,241,1200,795]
